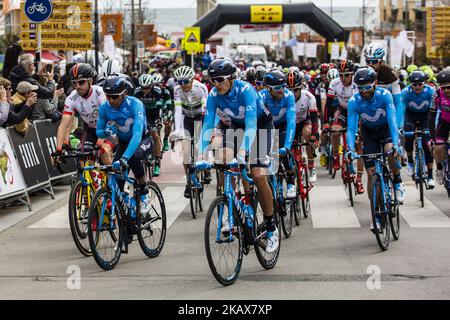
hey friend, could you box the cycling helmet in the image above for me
[282,67,290,75]
[69,63,96,80]
[152,73,164,84]
[328,63,336,69]
[101,59,122,77]
[207,58,236,78]
[437,69,450,84]
[174,65,195,80]
[338,59,355,73]
[364,42,385,60]
[319,63,330,72]
[398,69,408,82]
[289,66,300,73]
[420,65,434,81]
[286,70,304,88]
[263,68,286,86]
[409,70,427,83]
[406,64,418,74]
[244,67,257,83]
[353,63,361,72]
[139,74,153,87]
[103,75,127,95]
[255,66,267,82]
[393,65,401,72]
[327,68,339,81]
[354,67,377,85]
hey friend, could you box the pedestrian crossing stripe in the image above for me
[186,32,198,43]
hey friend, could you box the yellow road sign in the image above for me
[21,11,92,22]
[251,5,283,23]
[184,27,202,54]
[20,31,92,41]
[20,21,92,31]
[328,41,345,52]
[20,1,92,12]
[19,41,92,51]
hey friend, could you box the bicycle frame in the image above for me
[404,129,430,180]
[292,140,312,199]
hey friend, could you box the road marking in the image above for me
[309,186,361,228]
[400,186,450,228]
[161,186,189,228]
[28,205,69,229]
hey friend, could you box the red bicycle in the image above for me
[291,139,314,225]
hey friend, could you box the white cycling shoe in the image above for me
[395,183,406,204]
[265,227,279,253]
[286,184,296,199]
[427,178,435,189]
[309,168,317,182]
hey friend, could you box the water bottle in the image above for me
[243,205,254,229]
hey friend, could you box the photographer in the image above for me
[0,78,36,128]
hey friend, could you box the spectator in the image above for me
[8,53,55,99]
[30,74,64,122]
[2,44,22,79]
[0,79,37,130]
[60,62,76,96]
[131,70,140,88]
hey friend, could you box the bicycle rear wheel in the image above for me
[68,180,92,256]
[137,181,167,258]
[279,175,293,238]
[87,187,123,270]
[416,150,425,207]
[294,165,302,226]
[343,165,354,207]
[301,166,310,218]
[204,196,243,286]
[370,175,390,251]
[386,175,400,240]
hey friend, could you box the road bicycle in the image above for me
[404,127,431,207]
[86,163,166,270]
[442,139,450,197]
[352,149,401,251]
[201,161,280,285]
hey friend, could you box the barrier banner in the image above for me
[0,129,27,198]
[7,125,50,189]
[33,120,77,179]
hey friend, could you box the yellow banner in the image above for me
[21,11,92,22]
[20,31,92,41]
[251,5,283,23]
[328,41,345,52]
[19,41,92,51]
[20,21,92,32]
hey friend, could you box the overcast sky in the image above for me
[147,0,366,8]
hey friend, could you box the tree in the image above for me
[0,34,20,53]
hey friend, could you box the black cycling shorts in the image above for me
[361,124,392,169]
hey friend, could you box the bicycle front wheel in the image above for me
[87,187,123,270]
[204,196,243,286]
[417,150,425,207]
[370,175,390,251]
[68,180,92,256]
[301,166,310,219]
[294,164,302,226]
[386,175,400,240]
[279,175,293,239]
[138,181,167,258]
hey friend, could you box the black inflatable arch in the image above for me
[193,3,349,43]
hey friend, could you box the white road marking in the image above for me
[28,205,69,229]
[161,186,189,228]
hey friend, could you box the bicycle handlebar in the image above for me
[83,163,135,184]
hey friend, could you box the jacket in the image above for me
[8,65,55,100]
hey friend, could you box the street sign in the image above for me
[20,31,92,42]
[137,41,145,59]
[21,10,92,22]
[250,5,283,23]
[184,27,201,54]
[24,0,53,23]
[21,21,92,32]
[426,7,450,58]
[20,1,92,12]
[19,41,93,51]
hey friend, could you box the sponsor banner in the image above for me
[250,5,283,23]
[0,129,26,198]
[239,24,282,32]
[33,120,77,179]
[7,126,50,189]
[101,14,123,43]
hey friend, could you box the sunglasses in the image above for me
[141,86,151,90]
[106,94,123,100]
[412,82,424,87]
[366,59,380,65]
[269,84,285,92]
[177,79,191,85]
[339,73,353,78]
[289,86,302,92]
[71,79,88,86]
[4,86,12,91]
[357,83,374,92]
[255,80,265,87]
[210,75,231,85]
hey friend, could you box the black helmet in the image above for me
[437,69,450,84]
[409,70,427,83]
[244,67,256,83]
[286,70,303,88]
[263,68,286,86]
[337,59,355,73]
[69,63,96,80]
[354,66,377,85]
[255,66,267,82]
[207,58,236,78]
[353,63,361,73]
[103,75,127,95]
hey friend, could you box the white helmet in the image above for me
[152,73,164,84]
[327,68,339,81]
[101,59,122,77]
[139,74,153,87]
[174,66,195,81]
[364,42,386,60]
[289,66,300,73]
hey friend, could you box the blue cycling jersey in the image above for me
[259,88,296,149]
[200,79,271,154]
[347,87,399,151]
[377,78,405,129]
[397,84,436,127]
[97,96,147,161]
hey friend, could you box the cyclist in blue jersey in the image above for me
[195,58,279,253]
[346,67,405,214]
[259,69,297,198]
[399,70,436,188]
[96,75,154,219]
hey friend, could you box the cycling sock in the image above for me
[437,162,443,170]
[393,174,402,185]
[287,173,296,185]
[428,169,433,179]
[407,155,414,164]
[137,184,149,195]
[264,215,275,232]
